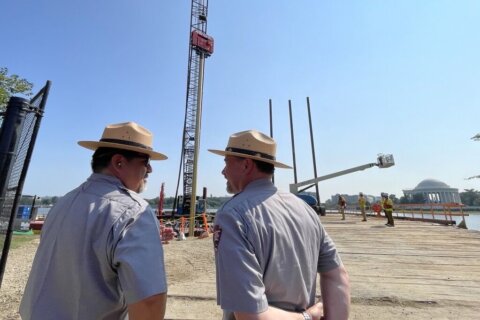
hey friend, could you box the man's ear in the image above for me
[243,158,255,173]
[111,154,124,172]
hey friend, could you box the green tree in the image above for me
[399,196,409,204]
[400,193,425,204]
[460,189,480,206]
[40,197,52,205]
[412,193,426,204]
[39,196,59,206]
[146,196,231,210]
[389,194,399,203]
[0,67,33,112]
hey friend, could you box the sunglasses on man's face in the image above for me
[132,154,150,167]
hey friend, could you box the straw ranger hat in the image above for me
[208,130,291,168]
[78,122,167,160]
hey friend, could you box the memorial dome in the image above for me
[414,179,450,190]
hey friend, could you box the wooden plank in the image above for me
[321,214,480,307]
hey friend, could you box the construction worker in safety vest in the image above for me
[381,192,395,227]
[358,192,367,222]
[338,195,347,220]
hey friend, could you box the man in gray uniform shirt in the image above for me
[20,122,168,320]
[209,130,350,320]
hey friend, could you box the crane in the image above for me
[174,0,214,236]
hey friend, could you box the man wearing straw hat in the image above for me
[20,122,168,320]
[209,130,350,320]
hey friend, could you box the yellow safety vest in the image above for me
[382,198,393,212]
[358,197,366,208]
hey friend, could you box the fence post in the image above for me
[458,206,467,229]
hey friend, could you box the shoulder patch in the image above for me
[213,224,222,252]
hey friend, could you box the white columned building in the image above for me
[402,179,462,204]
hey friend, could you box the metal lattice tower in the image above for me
[180,0,213,221]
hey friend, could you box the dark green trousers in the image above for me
[384,210,394,226]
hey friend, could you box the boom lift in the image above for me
[174,0,213,236]
[290,154,395,194]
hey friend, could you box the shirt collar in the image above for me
[242,178,275,193]
[88,173,125,189]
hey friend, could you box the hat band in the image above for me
[226,147,275,160]
[100,138,153,151]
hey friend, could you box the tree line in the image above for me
[19,195,232,209]
[398,189,480,206]
[0,67,33,112]
[19,189,480,208]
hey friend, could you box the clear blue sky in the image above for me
[1,1,479,201]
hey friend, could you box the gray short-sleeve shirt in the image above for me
[214,179,341,318]
[20,174,167,320]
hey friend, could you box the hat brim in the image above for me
[78,141,167,160]
[208,149,291,169]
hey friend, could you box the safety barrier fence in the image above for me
[391,203,468,226]
[157,212,213,242]
[327,202,468,227]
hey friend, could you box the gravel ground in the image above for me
[0,236,38,320]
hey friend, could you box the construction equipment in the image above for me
[173,0,213,237]
[289,154,395,194]
[465,175,480,180]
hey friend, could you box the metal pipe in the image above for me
[29,195,37,220]
[269,99,273,138]
[288,100,298,184]
[189,51,206,236]
[306,97,320,202]
[269,99,274,184]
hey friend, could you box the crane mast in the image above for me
[178,0,213,235]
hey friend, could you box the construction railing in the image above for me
[393,203,468,227]
[327,202,468,228]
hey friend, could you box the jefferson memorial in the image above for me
[402,179,462,204]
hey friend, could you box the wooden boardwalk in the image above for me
[162,213,480,319]
[322,213,480,319]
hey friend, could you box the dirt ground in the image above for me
[1,215,479,319]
